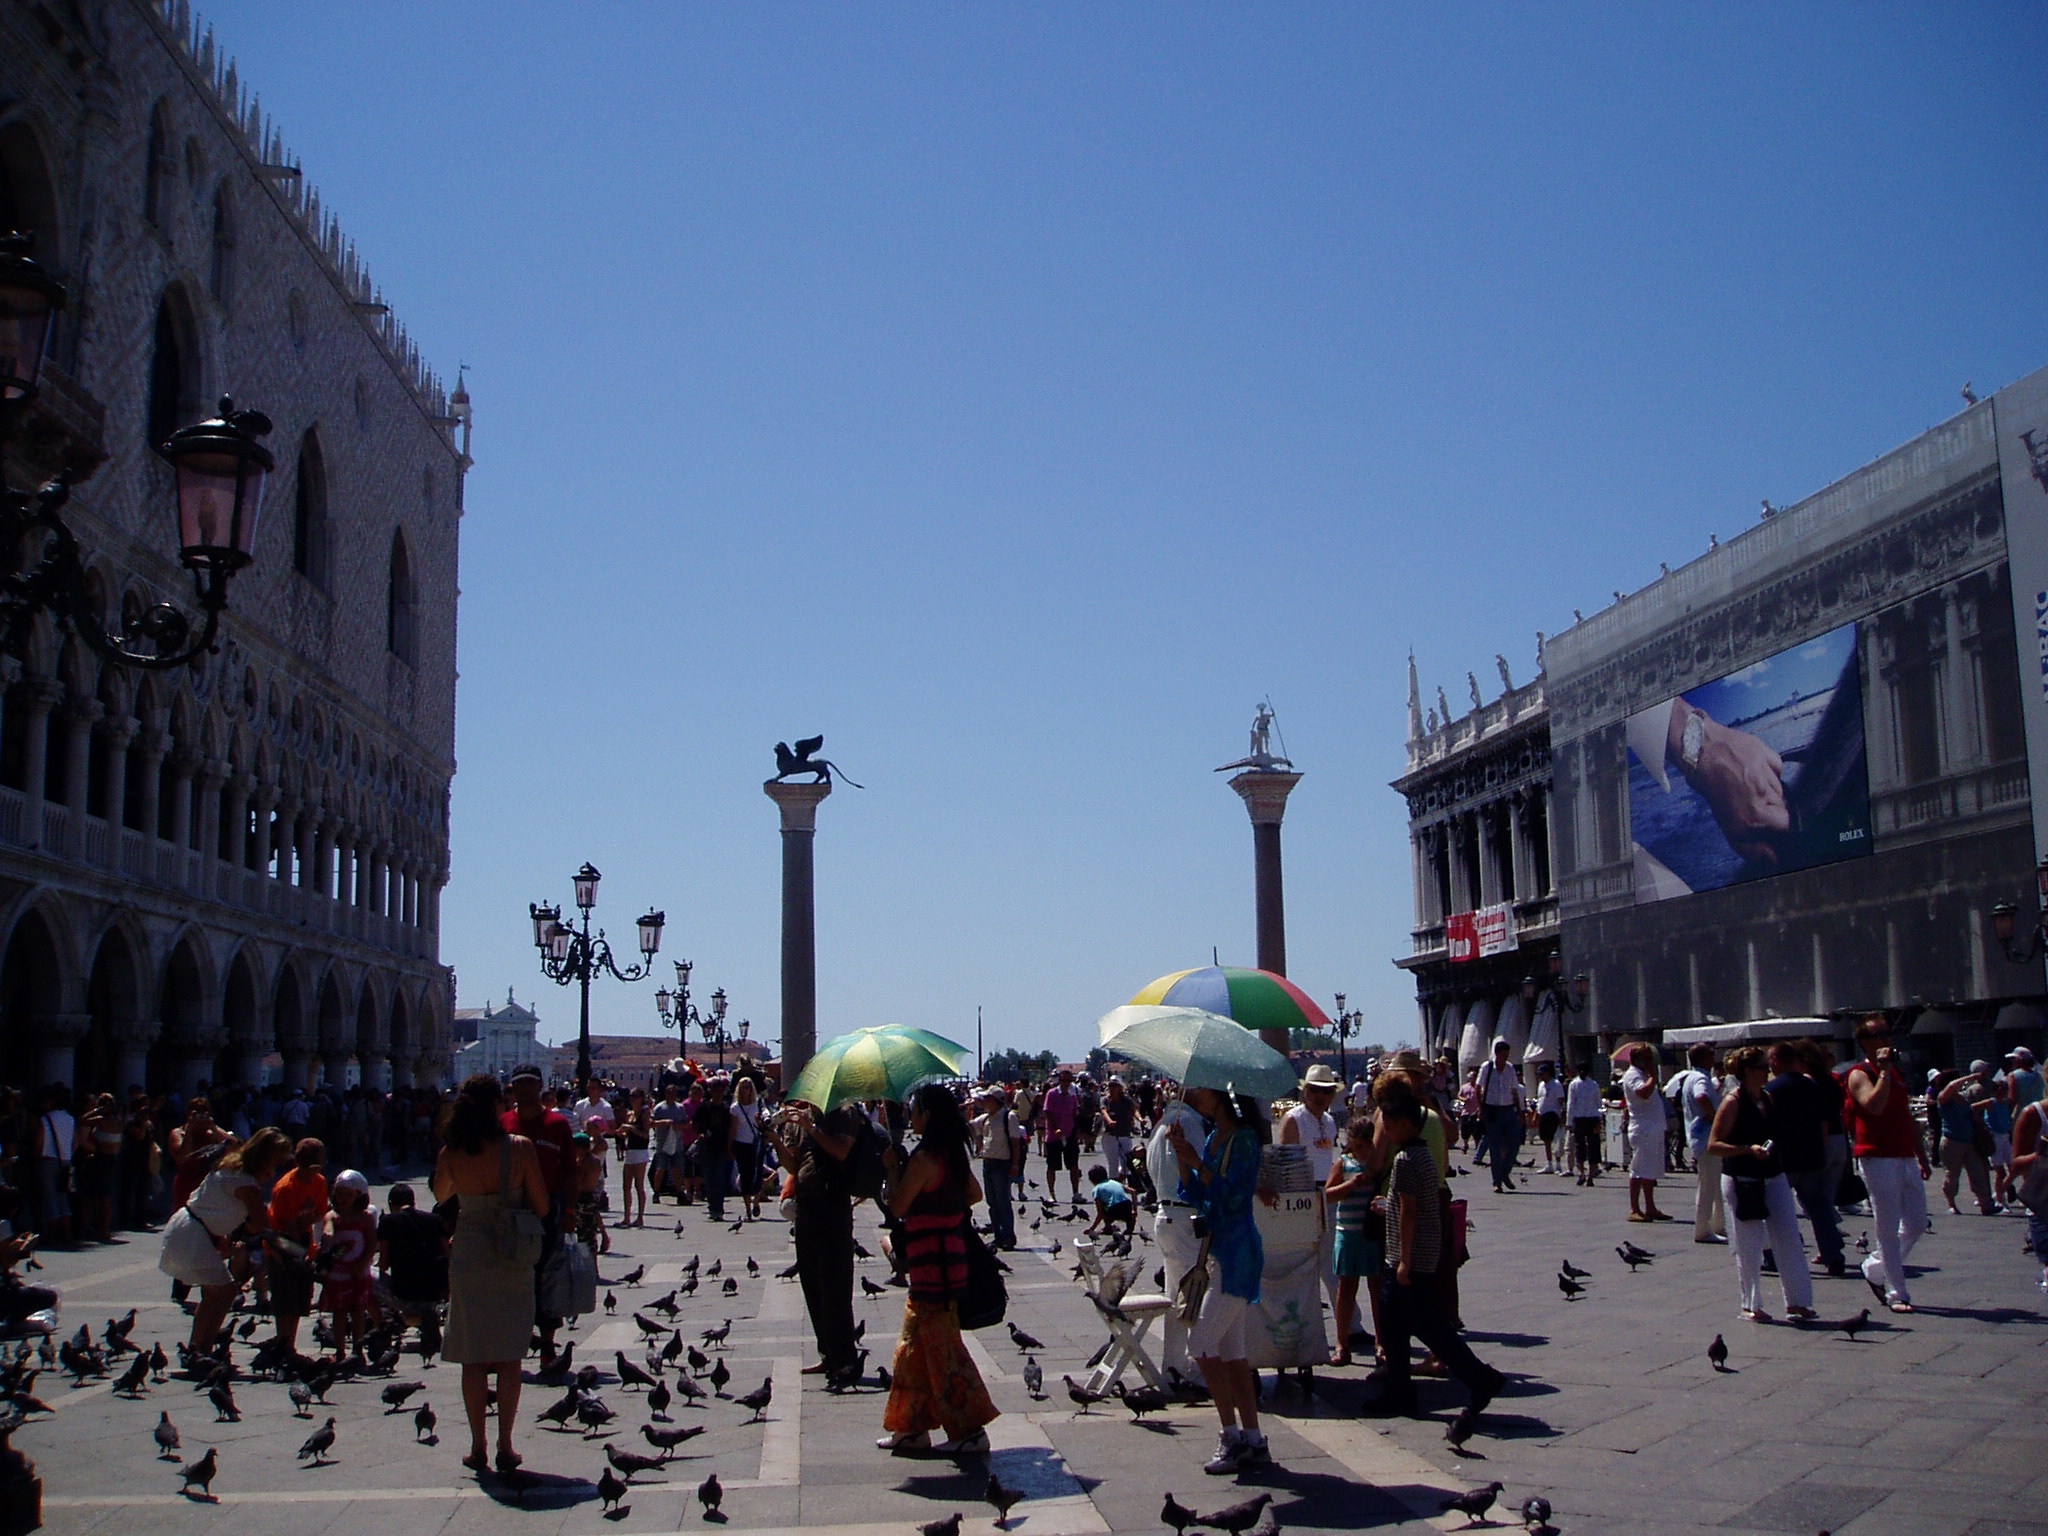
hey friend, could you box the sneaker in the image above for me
[1237,1435,1272,1468]
[1203,1431,1245,1474]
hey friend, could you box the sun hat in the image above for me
[1387,1049,1429,1074]
[1300,1064,1341,1090]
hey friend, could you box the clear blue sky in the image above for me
[199,3,2047,1062]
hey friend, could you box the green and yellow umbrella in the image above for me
[784,1025,971,1109]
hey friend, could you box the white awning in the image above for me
[1662,1018,1838,1046]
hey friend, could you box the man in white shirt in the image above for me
[970,1088,1026,1250]
[1565,1062,1606,1183]
[1146,1089,1209,1375]
[1670,1044,1727,1242]
[1530,1063,1567,1174]
[1475,1038,1525,1192]
[1620,1045,1673,1221]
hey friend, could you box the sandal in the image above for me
[495,1450,523,1473]
[1889,1301,1915,1314]
[1740,1309,1773,1323]
[461,1452,489,1473]
[877,1429,930,1451]
[1786,1306,1817,1320]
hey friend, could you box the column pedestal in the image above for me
[765,779,832,1086]
[1228,769,1303,1055]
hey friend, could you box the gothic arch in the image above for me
[154,928,212,1090]
[315,966,349,1084]
[148,282,207,450]
[0,114,63,269]
[292,427,330,589]
[82,919,146,1092]
[387,529,416,665]
[221,945,264,1083]
[0,900,78,1086]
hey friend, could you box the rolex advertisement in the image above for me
[1625,621,1872,904]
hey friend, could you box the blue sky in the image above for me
[196,3,2047,1063]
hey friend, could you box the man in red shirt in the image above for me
[1842,1015,1931,1313]
[504,1064,576,1363]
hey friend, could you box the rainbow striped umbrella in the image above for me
[1130,966,1331,1036]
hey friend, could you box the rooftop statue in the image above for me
[771,736,864,788]
[1215,701,1293,773]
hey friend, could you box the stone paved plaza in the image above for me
[11,1163,2044,1536]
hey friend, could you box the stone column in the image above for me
[98,718,136,829]
[60,701,100,817]
[248,785,276,876]
[134,729,167,840]
[107,1017,162,1094]
[33,1012,93,1088]
[196,759,227,882]
[334,826,356,908]
[293,811,314,889]
[1228,768,1303,1054]
[1477,805,1502,908]
[1509,795,1534,905]
[765,779,833,1085]
[281,1049,314,1091]
[167,748,199,852]
[17,680,60,822]
[176,1026,227,1093]
[313,817,336,900]
[223,773,252,872]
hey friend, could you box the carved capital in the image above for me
[764,779,832,832]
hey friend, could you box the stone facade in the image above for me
[453,992,542,1086]
[1392,651,1564,1067]
[0,0,464,1092]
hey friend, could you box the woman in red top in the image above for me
[1841,1014,1931,1312]
[874,1084,998,1457]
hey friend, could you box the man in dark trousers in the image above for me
[1766,1041,1846,1277]
[770,1098,862,1387]
[504,1065,577,1366]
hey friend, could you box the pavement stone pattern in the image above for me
[11,1156,2045,1536]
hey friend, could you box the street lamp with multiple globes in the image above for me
[1989,859,2048,964]
[529,862,665,1086]
[0,233,272,668]
[1523,956,1591,1016]
[1330,991,1364,1085]
[655,959,750,1071]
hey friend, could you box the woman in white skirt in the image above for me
[158,1127,292,1351]
[1706,1047,1817,1323]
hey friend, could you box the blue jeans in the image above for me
[982,1160,1016,1248]
[1480,1105,1522,1188]
[1784,1166,1845,1269]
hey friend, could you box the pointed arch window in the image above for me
[209,183,235,305]
[147,291,199,450]
[293,428,331,590]
[387,530,417,666]
[144,102,171,227]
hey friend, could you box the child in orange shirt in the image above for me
[319,1170,378,1363]
[267,1138,328,1352]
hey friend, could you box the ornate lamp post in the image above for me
[1330,991,1363,1085]
[656,960,741,1070]
[1989,860,2048,964]
[529,862,664,1085]
[0,234,270,668]
[1522,956,1591,1016]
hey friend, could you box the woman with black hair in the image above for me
[875,1084,999,1457]
[433,1074,551,1475]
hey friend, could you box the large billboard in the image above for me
[1625,621,1871,904]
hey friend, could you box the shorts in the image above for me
[270,1256,316,1316]
[1538,1112,1561,1143]
[1630,1134,1666,1181]
[319,1268,374,1313]
[1045,1137,1079,1174]
[652,1149,681,1176]
[1991,1133,2013,1170]
[622,1149,652,1167]
[1188,1281,1251,1359]
[1333,1227,1381,1278]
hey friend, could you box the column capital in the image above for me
[100,717,139,748]
[137,727,169,759]
[33,1012,95,1047]
[106,1016,162,1049]
[168,746,203,776]
[197,757,232,790]
[62,698,104,727]
[21,678,64,711]
[1228,769,1302,826]
[764,779,832,832]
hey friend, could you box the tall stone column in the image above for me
[108,1017,162,1094]
[248,785,276,876]
[313,818,336,900]
[61,701,100,817]
[223,773,252,872]
[98,719,136,829]
[196,760,227,882]
[176,1026,227,1093]
[765,779,832,1085]
[1227,767,1303,1054]
[133,730,166,838]
[167,748,200,853]
[17,680,59,824]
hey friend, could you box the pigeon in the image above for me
[1557,1272,1584,1301]
[854,1319,868,1344]
[1442,1482,1505,1526]
[697,1470,723,1517]
[680,1276,701,1298]
[708,1357,731,1396]
[745,1256,759,1276]
[1617,1245,1653,1273]
[674,1372,708,1407]
[1835,1308,1872,1341]
[535,1343,579,1386]
[702,1320,732,1349]
[234,1315,258,1341]
[1115,1381,1171,1420]
[178,1446,218,1498]
[1446,1406,1479,1452]
[728,1220,744,1234]
[154,1410,181,1459]
[649,1378,673,1418]
[599,1463,628,1513]
[1008,1322,1044,1351]
[1708,1335,1729,1372]
[617,1352,658,1391]
[381,1380,426,1412]
[1196,1491,1273,1534]
[735,1376,773,1423]
[851,1240,873,1261]
[414,1402,436,1442]
[537,1389,582,1429]
[985,1471,1021,1527]
[1064,1374,1107,1413]
[919,1515,963,1536]
[287,1379,314,1417]
[722,1277,739,1297]
[633,1313,667,1338]
[674,1219,686,1237]
[578,1396,619,1435]
[1853,1230,1870,1253]
[651,1291,681,1318]
[642,1422,707,1454]
[1521,1495,1553,1530]
[578,1364,605,1394]
[860,1275,887,1297]
[705,1260,722,1278]
[1560,1259,1591,1280]
[148,1342,169,1381]
[1162,1491,1199,1536]
[114,1353,150,1396]
[208,1381,239,1422]
[606,1440,666,1477]
[775,1261,801,1280]
[603,1291,618,1314]
[617,1264,645,1286]
[297,1417,337,1464]
[1022,1357,1044,1398]
[685,1344,709,1374]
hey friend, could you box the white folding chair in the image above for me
[1073,1236,1171,1394]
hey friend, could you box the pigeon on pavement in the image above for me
[1008,1323,1044,1352]
[177,1446,218,1498]
[414,1402,437,1442]
[297,1417,337,1465]
[1557,1272,1584,1301]
[1022,1357,1044,1399]
[598,1464,628,1513]
[736,1376,773,1422]
[1708,1335,1729,1372]
[605,1440,666,1478]
[697,1470,723,1518]
[1442,1482,1505,1526]
[918,1514,963,1536]
[153,1411,180,1458]
[985,1471,1021,1527]
[1521,1495,1553,1529]
[1162,1491,1199,1536]
[1196,1491,1274,1535]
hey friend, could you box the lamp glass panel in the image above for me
[0,300,53,400]
[176,450,266,564]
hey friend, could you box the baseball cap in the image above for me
[1970,1059,1992,1074]
[332,1169,370,1198]
[509,1064,544,1084]
[2014,1047,2037,1065]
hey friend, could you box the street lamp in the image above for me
[0,234,271,668]
[1330,991,1363,1085]
[1989,859,2048,963]
[655,959,739,1070]
[529,862,664,1085]
[1523,956,1591,1016]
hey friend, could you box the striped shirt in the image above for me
[1384,1139,1443,1275]
[1333,1153,1374,1232]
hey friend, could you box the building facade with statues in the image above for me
[0,0,463,1092]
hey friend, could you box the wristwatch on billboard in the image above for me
[1675,702,1706,776]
